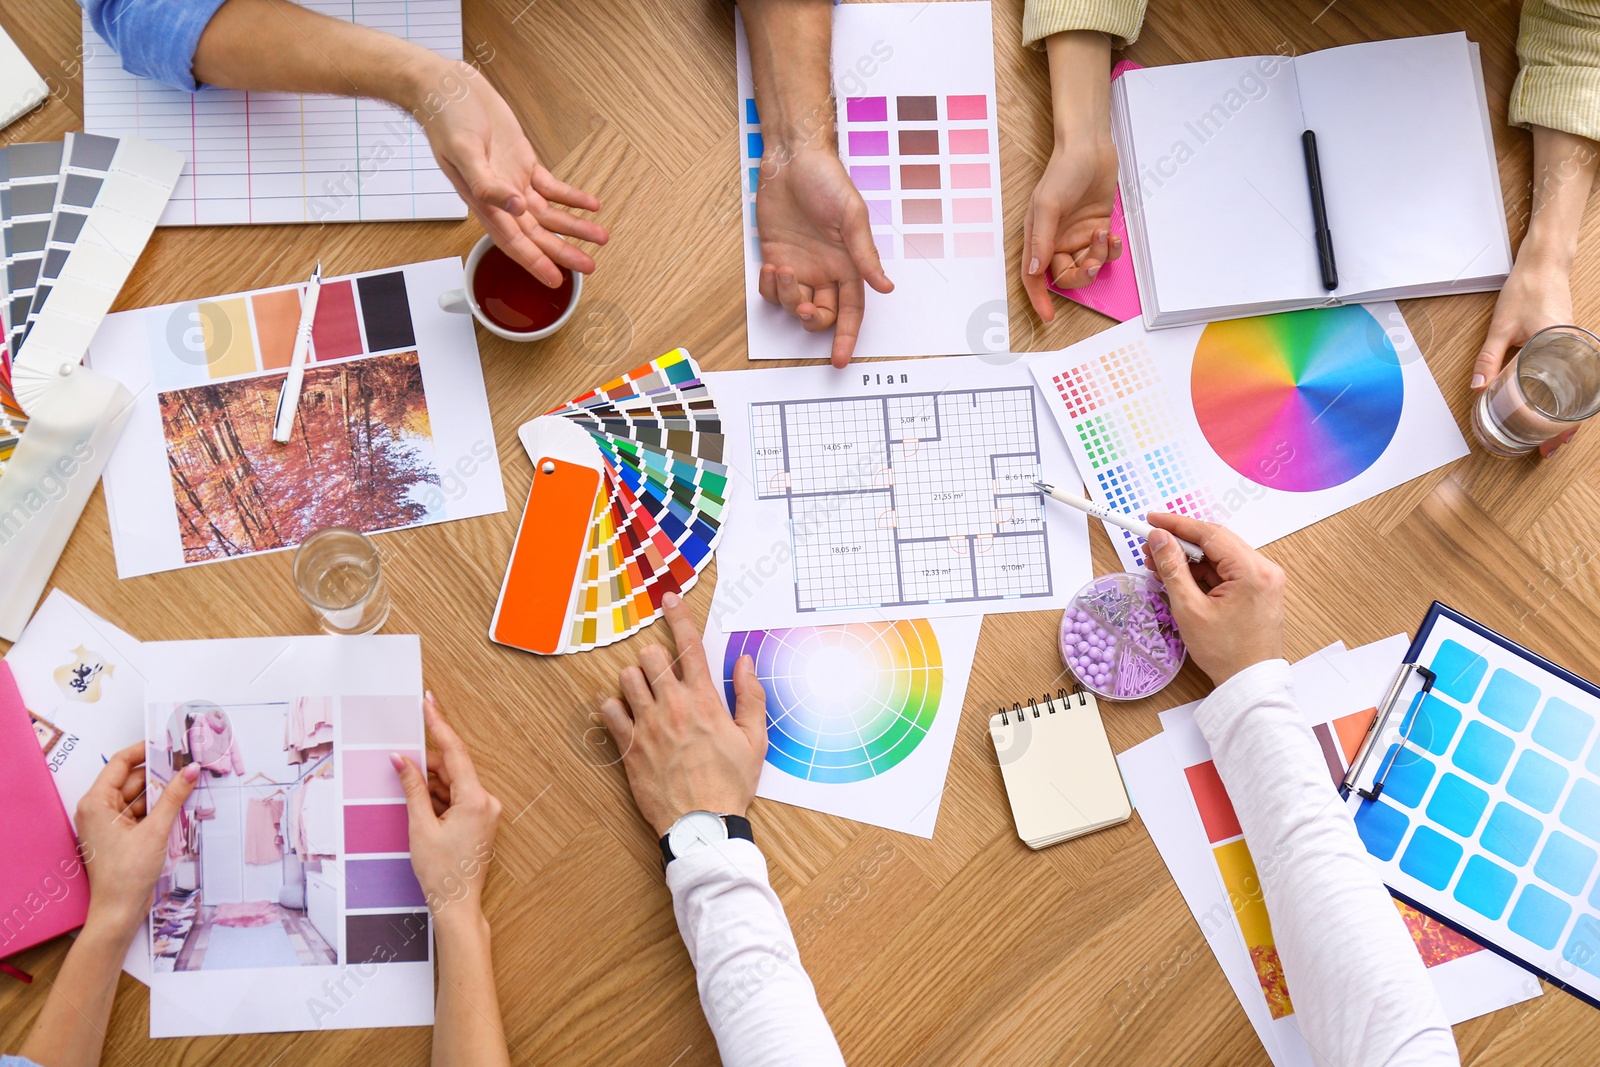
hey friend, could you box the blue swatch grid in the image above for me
[1354,629,1600,989]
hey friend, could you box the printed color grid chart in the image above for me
[735,2,1009,360]
[81,2,467,225]
[1352,609,1600,1006]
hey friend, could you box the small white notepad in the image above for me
[990,689,1131,849]
[0,24,47,133]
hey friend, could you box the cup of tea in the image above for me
[438,234,582,341]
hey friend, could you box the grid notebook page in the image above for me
[81,1,467,226]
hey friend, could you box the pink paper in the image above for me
[0,661,90,957]
[1047,60,1144,323]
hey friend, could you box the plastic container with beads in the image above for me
[1059,572,1185,700]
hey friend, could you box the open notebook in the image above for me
[1112,32,1510,328]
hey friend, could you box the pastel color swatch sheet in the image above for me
[736,2,1009,359]
[1028,303,1467,573]
[1349,611,1600,1007]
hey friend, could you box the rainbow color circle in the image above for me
[723,621,943,784]
[1190,305,1404,493]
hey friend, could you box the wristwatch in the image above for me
[659,810,754,866]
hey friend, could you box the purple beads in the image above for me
[1059,572,1186,700]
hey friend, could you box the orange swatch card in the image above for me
[489,458,601,655]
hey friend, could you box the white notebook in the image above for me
[990,689,1131,849]
[0,24,46,133]
[1112,32,1511,328]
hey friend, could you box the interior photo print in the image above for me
[147,697,339,973]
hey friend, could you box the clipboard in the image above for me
[1342,601,1600,1011]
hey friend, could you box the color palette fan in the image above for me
[723,621,942,784]
[490,349,727,655]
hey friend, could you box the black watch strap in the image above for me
[659,813,754,866]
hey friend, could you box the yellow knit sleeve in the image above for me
[1022,0,1148,50]
[1509,0,1600,143]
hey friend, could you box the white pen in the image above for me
[271,262,323,444]
[1033,480,1207,563]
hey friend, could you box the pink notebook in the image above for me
[0,660,90,960]
[1047,59,1143,322]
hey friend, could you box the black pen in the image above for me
[1301,130,1337,291]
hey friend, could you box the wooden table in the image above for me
[4,0,1599,1062]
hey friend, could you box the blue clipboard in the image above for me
[1342,601,1600,1011]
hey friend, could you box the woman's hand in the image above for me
[75,745,199,942]
[393,693,501,924]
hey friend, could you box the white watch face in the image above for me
[668,810,727,858]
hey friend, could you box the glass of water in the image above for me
[292,527,390,635]
[1472,325,1600,457]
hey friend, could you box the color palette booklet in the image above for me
[1348,605,1600,1008]
[141,634,431,1036]
[737,1,1009,359]
[701,615,980,837]
[88,257,506,577]
[1028,302,1466,571]
[1119,638,1540,1067]
[491,349,726,656]
[702,355,1092,632]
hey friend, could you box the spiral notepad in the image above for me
[989,688,1131,849]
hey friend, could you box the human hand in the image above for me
[1471,251,1579,458]
[75,744,199,941]
[755,147,894,367]
[599,592,768,836]
[412,58,609,287]
[1144,512,1285,686]
[393,693,501,923]
[1023,136,1122,321]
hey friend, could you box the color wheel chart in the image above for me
[1031,300,1464,572]
[1191,305,1404,493]
[723,621,942,784]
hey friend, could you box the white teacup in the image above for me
[438,234,582,342]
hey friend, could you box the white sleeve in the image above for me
[1194,660,1460,1067]
[666,838,846,1067]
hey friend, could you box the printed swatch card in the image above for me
[702,615,979,837]
[737,2,1009,359]
[703,356,1091,632]
[1028,302,1467,570]
[141,634,431,1036]
[4,590,145,829]
[88,257,506,577]
[1349,606,1600,1009]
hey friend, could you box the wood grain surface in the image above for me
[3,0,1598,1063]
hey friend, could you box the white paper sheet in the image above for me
[703,614,979,837]
[141,634,431,1037]
[1027,303,1467,571]
[703,357,1091,631]
[89,257,506,577]
[1126,640,1542,1066]
[81,3,466,226]
[736,2,1009,360]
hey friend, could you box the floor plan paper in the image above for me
[703,356,1091,632]
[737,2,1009,360]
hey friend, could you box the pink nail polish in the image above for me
[1087,265,1100,279]
[1029,257,1040,275]
[1470,374,1486,389]
[389,753,404,772]
[182,764,200,781]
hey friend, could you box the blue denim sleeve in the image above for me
[80,0,233,92]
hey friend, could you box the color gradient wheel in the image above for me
[1190,304,1405,493]
[722,621,943,784]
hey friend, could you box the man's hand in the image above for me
[1144,512,1285,686]
[76,745,199,941]
[756,148,894,367]
[413,59,610,288]
[599,593,768,835]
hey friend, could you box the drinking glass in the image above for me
[292,527,390,635]
[1472,325,1600,457]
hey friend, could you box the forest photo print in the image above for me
[159,351,442,563]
